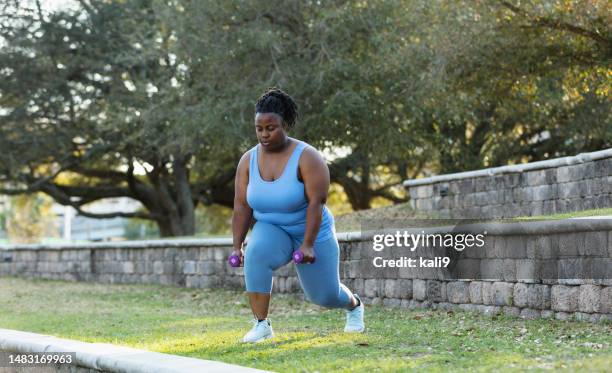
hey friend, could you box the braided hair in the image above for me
[255,87,298,129]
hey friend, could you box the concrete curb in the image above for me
[0,328,272,373]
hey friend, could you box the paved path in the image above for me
[0,328,272,373]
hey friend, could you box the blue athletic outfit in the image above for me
[243,140,353,308]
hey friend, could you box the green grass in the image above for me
[334,203,441,232]
[0,277,610,372]
[516,208,612,221]
[335,205,612,233]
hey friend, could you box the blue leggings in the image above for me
[244,222,353,309]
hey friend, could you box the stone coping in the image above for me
[0,232,360,250]
[0,218,610,251]
[359,217,612,238]
[403,148,612,187]
[0,328,271,373]
[0,237,235,251]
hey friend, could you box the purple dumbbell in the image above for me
[228,254,242,267]
[293,250,315,264]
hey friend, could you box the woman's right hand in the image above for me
[231,248,244,267]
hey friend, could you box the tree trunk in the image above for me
[329,152,376,211]
[333,161,372,211]
[155,213,195,237]
[173,155,195,235]
[146,153,197,237]
[346,189,371,210]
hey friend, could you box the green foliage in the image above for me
[124,216,160,240]
[5,193,57,244]
[194,204,233,236]
[0,210,6,232]
[0,0,609,235]
[417,0,611,172]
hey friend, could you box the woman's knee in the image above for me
[243,246,274,293]
[245,222,293,268]
[245,241,284,274]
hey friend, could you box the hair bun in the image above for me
[255,87,299,129]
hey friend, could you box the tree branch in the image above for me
[38,181,159,220]
[72,207,156,220]
[372,187,407,204]
[499,1,611,47]
[52,184,134,199]
[76,0,98,17]
[0,187,31,195]
[67,166,128,180]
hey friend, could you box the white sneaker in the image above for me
[344,294,365,333]
[242,318,274,343]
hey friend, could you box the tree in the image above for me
[2,0,431,221]
[176,0,430,209]
[0,0,243,236]
[1,0,608,236]
[417,0,611,172]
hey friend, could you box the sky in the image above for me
[40,0,79,11]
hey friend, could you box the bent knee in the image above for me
[244,246,271,267]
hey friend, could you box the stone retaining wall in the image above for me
[403,148,612,218]
[1,221,611,322]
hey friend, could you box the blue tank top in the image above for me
[246,140,335,243]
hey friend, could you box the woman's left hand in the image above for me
[298,244,316,264]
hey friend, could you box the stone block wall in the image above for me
[0,242,251,291]
[1,220,611,322]
[404,149,612,218]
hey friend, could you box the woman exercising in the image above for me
[231,87,365,343]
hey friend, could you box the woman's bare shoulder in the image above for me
[298,142,327,168]
[300,141,324,157]
[237,148,254,173]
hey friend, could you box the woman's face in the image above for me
[255,112,288,150]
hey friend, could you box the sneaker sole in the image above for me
[344,328,365,333]
[242,333,274,343]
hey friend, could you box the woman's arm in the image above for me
[232,152,253,259]
[300,147,330,250]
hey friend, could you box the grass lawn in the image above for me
[0,277,610,372]
[334,205,612,233]
[516,207,612,221]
